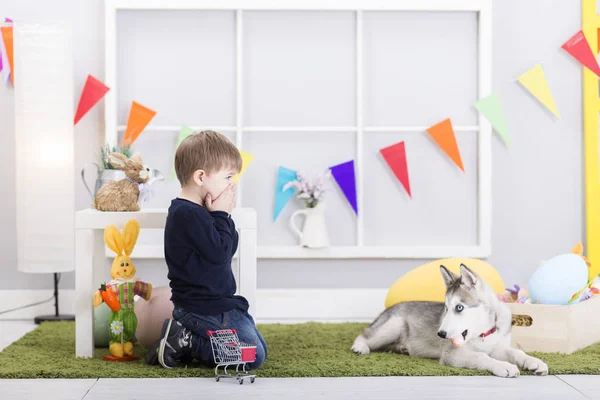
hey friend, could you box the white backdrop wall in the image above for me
[0,1,583,307]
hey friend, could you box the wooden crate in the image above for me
[507,295,600,354]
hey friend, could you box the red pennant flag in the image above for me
[123,101,157,146]
[426,118,464,172]
[380,141,411,198]
[74,75,110,125]
[562,30,600,77]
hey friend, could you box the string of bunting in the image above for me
[2,18,599,219]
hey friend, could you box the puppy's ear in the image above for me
[440,265,458,288]
[459,264,478,288]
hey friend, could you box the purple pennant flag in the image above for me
[5,18,12,23]
[330,160,358,214]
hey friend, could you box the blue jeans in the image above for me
[172,307,267,370]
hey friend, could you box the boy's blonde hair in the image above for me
[174,130,242,186]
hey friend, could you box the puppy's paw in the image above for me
[492,361,520,378]
[351,336,370,355]
[524,357,548,376]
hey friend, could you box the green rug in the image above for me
[0,322,598,378]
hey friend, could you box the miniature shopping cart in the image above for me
[208,329,257,384]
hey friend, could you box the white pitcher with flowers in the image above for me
[284,171,331,248]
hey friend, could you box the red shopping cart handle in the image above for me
[207,329,237,336]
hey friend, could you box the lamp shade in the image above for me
[14,21,74,273]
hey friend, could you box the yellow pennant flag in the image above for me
[517,64,560,118]
[233,150,254,183]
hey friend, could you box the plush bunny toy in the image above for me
[93,219,152,359]
[94,152,152,212]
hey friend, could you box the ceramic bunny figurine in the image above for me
[94,152,152,212]
[93,219,152,359]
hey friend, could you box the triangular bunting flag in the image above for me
[5,18,12,23]
[380,141,411,198]
[122,101,157,146]
[171,126,196,180]
[74,75,110,125]
[562,30,600,77]
[426,119,464,172]
[330,160,358,214]
[273,167,298,221]
[0,28,8,84]
[1,27,13,85]
[475,93,510,146]
[233,151,254,184]
[517,64,560,118]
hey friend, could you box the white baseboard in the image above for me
[0,289,387,322]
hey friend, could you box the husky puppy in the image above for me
[352,264,548,377]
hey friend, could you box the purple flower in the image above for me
[283,169,332,208]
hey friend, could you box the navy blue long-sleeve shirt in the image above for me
[164,198,249,315]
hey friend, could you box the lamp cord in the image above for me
[0,273,61,316]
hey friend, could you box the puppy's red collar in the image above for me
[479,327,497,338]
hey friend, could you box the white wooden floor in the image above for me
[0,321,599,400]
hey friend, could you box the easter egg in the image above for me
[528,254,588,305]
[135,286,174,349]
[94,302,111,348]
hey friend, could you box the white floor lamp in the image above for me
[14,21,75,323]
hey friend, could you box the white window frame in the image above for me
[104,0,492,259]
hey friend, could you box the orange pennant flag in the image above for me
[426,118,464,172]
[123,101,156,146]
[1,27,13,85]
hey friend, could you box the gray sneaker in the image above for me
[157,319,194,369]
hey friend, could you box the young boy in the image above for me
[147,130,267,370]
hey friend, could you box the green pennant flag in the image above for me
[171,126,195,180]
[475,93,510,146]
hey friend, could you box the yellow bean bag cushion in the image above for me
[385,258,506,308]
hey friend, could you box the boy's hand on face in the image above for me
[205,184,236,214]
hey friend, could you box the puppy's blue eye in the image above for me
[456,304,464,312]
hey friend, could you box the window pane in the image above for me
[117,10,236,126]
[244,11,356,126]
[242,131,356,246]
[363,131,478,246]
[364,11,478,126]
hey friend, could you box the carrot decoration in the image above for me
[99,283,120,312]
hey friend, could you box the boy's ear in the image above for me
[192,169,206,185]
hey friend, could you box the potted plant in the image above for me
[81,145,133,203]
[284,171,332,248]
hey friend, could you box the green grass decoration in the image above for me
[0,322,598,379]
